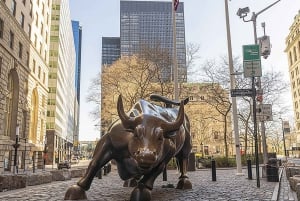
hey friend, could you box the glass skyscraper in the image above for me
[120,0,186,82]
[102,37,121,66]
[102,0,186,82]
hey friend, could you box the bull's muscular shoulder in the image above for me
[129,99,179,122]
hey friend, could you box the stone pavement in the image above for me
[0,166,296,201]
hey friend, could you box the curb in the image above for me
[271,166,283,200]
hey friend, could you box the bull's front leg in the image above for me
[64,136,113,200]
[130,163,165,201]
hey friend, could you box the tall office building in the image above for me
[119,0,186,82]
[72,20,82,153]
[46,0,76,164]
[102,37,120,66]
[0,0,51,172]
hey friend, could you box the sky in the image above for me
[69,0,300,141]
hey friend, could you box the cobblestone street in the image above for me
[0,167,279,201]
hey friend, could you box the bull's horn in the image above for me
[117,95,135,128]
[161,100,184,135]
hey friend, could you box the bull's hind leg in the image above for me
[64,136,112,200]
[175,148,192,190]
[130,163,165,201]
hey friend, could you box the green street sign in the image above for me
[243,44,260,61]
[243,44,262,77]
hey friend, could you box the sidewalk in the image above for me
[277,167,298,201]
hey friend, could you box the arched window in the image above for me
[29,88,39,143]
[4,68,19,139]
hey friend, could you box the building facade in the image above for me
[0,0,51,173]
[71,20,82,154]
[102,1,186,82]
[285,10,300,151]
[101,37,120,66]
[46,0,76,165]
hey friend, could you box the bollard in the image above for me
[163,166,167,181]
[97,168,102,179]
[247,159,252,180]
[211,158,216,181]
[104,165,107,175]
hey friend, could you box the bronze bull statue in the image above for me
[64,94,192,201]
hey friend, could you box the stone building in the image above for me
[285,10,300,152]
[0,0,51,173]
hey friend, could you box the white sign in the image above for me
[257,104,272,121]
[243,60,262,77]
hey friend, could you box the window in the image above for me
[34,34,37,47]
[35,12,39,26]
[11,0,16,16]
[38,66,41,78]
[40,23,44,35]
[0,18,3,39]
[26,51,29,66]
[18,42,23,59]
[39,42,42,54]
[9,31,14,49]
[294,47,298,62]
[32,59,36,73]
[29,0,33,16]
[28,24,31,38]
[43,72,46,84]
[0,56,2,75]
[20,12,25,28]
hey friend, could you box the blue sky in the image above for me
[69,0,300,141]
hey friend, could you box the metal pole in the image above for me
[252,76,260,188]
[13,125,19,174]
[280,118,287,158]
[224,0,243,175]
[172,0,179,100]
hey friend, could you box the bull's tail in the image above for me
[150,94,189,107]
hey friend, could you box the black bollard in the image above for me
[247,159,252,180]
[211,158,216,181]
[97,168,102,179]
[163,166,167,181]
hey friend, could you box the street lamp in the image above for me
[12,124,20,174]
[200,142,204,158]
[236,0,281,188]
[279,118,287,158]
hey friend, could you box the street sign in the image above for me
[256,104,272,121]
[243,45,262,78]
[231,89,254,97]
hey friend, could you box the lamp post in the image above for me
[200,142,204,158]
[43,136,48,170]
[224,0,242,175]
[13,124,20,174]
[279,118,287,158]
[237,0,281,188]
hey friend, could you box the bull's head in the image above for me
[117,95,185,171]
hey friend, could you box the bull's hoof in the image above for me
[130,184,151,201]
[176,178,192,189]
[123,178,138,187]
[64,185,87,200]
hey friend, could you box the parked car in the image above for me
[71,157,79,164]
[58,160,71,169]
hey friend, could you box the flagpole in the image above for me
[172,0,179,101]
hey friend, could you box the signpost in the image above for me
[243,45,262,78]
[231,89,254,97]
[257,104,273,121]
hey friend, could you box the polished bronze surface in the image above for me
[64,95,192,201]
